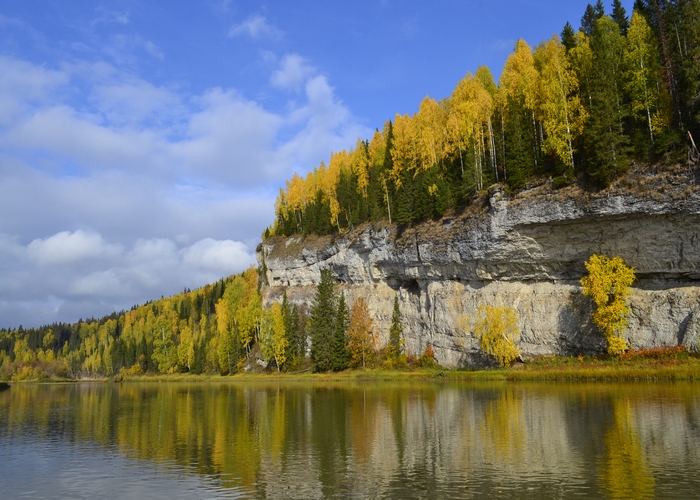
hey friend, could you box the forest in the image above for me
[2,0,699,380]
[269,0,700,237]
[0,266,429,380]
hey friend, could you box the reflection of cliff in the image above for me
[2,383,700,497]
[259,189,700,366]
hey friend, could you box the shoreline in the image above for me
[4,364,699,385]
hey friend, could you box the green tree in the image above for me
[473,305,521,367]
[561,21,576,52]
[388,296,404,359]
[580,254,636,355]
[331,292,350,371]
[611,0,629,35]
[584,15,631,185]
[624,10,671,155]
[309,269,336,372]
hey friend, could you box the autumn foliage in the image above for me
[473,305,521,367]
[580,254,636,355]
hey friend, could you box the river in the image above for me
[1,381,699,498]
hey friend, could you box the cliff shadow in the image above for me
[557,291,604,355]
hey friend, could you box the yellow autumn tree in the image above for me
[415,96,447,171]
[580,254,635,355]
[390,113,418,187]
[534,35,587,170]
[473,304,521,367]
[447,73,495,189]
[259,301,287,371]
[351,137,370,198]
[347,297,376,368]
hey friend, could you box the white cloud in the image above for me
[6,105,165,174]
[0,56,68,125]
[271,54,316,92]
[0,231,256,327]
[0,50,369,327]
[181,238,251,273]
[228,14,282,40]
[27,230,123,266]
[172,88,284,184]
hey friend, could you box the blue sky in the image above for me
[0,0,633,328]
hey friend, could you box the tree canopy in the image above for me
[268,2,697,238]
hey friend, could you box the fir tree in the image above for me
[331,292,350,371]
[309,269,336,372]
[561,21,576,52]
[611,0,629,35]
[388,296,403,359]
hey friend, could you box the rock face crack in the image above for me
[259,189,700,367]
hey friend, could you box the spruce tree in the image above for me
[309,269,336,372]
[561,21,576,52]
[585,15,631,185]
[611,0,629,35]
[389,296,403,359]
[331,292,350,371]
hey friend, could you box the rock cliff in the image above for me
[258,174,700,367]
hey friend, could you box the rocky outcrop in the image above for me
[258,180,700,367]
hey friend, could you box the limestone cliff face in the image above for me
[258,181,700,367]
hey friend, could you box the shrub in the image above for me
[473,305,521,367]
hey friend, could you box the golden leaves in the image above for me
[581,255,635,355]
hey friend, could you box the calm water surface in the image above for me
[1,381,699,499]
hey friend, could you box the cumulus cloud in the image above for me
[27,230,122,266]
[228,14,282,40]
[172,88,284,184]
[181,238,251,273]
[0,43,369,327]
[0,230,256,328]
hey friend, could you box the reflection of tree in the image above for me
[480,389,526,465]
[349,388,377,464]
[599,398,654,499]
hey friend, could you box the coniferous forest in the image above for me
[2,1,700,379]
[269,1,700,238]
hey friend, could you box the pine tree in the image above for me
[331,292,350,371]
[309,269,336,372]
[611,0,629,35]
[388,296,403,359]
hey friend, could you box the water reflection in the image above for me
[1,381,699,499]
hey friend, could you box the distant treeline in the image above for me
[269,1,700,237]
[0,267,429,380]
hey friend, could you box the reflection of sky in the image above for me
[0,438,252,499]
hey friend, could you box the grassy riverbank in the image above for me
[4,347,699,384]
